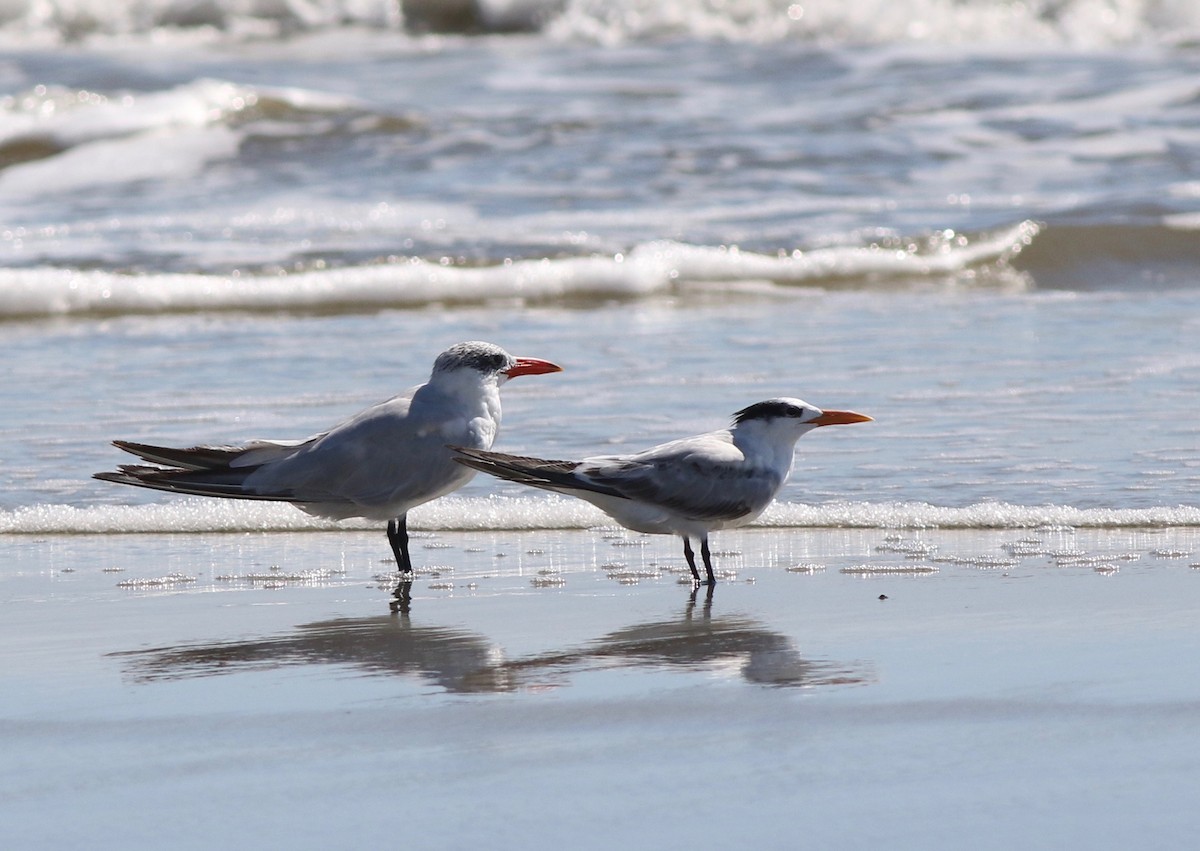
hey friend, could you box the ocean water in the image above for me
[2,1,1199,534]
[5,6,1200,849]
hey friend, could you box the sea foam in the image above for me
[3,495,1198,536]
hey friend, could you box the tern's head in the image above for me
[732,397,872,441]
[431,341,563,387]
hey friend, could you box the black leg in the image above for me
[681,536,701,583]
[387,515,412,574]
[700,537,716,586]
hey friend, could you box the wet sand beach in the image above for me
[4,525,1199,849]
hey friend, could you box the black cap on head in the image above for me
[732,399,810,425]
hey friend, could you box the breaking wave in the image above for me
[0,221,1037,318]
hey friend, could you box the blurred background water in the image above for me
[1,0,1198,531]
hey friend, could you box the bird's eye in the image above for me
[491,353,508,370]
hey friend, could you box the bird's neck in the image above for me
[731,424,802,473]
[417,374,503,448]
[447,374,503,419]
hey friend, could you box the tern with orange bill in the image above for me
[95,341,562,573]
[452,398,871,585]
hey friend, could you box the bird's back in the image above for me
[246,386,491,519]
[578,431,783,527]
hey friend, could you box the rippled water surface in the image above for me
[4,290,1199,525]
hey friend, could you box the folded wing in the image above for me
[453,435,781,524]
[94,438,328,503]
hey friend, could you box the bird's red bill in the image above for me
[812,409,873,426]
[505,357,564,378]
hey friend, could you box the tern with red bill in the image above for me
[95,341,562,573]
[453,398,871,585]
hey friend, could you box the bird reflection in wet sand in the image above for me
[115,611,516,693]
[115,587,869,693]
[503,586,871,688]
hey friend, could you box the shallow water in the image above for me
[4,290,1199,525]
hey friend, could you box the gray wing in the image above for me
[454,434,784,523]
[98,382,476,511]
[579,434,783,522]
[245,390,473,507]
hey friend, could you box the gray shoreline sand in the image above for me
[4,526,1199,849]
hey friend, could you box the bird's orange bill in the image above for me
[505,357,564,378]
[812,409,873,426]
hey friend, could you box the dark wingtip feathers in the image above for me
[109,440,249,471]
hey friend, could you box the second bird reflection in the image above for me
[116,588,871,693]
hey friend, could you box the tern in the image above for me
[95,341,562,573]
[452,398,871,585]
